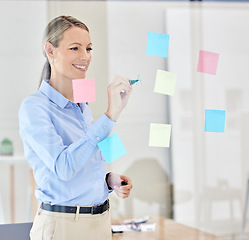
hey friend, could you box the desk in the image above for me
[112,216,227,240]
[0,156,36,223]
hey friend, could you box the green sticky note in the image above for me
[154,70,177,96]
[149,123,171,148]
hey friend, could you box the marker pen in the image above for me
[129,79,139,85]
[121,181,127,186]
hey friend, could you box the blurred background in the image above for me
[0,0,249,239]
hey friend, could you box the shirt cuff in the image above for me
[86,113,115,146]
[105,172,113,191]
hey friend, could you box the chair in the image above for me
[0,222,32,240]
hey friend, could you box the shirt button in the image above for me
[96,137,100,141]
[103,126,107,130]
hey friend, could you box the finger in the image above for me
[120,89,132,96]
[122,78,132,89]
[117,82,132,92]
[114,186,126,193]
[122,191,131,198]
[120,175,131,181]
[114,188,125,198]
[126,178,133,187]
[120,176,133,188]
[114,186,131,199]
[116,191,130,199]
[120,183,132,190]
[110,82,130,94]
[119,185,132,192]
[113,75,131,89]
[115,187,131,196]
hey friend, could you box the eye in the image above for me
[87,47,93,52]
[70,47,78,51]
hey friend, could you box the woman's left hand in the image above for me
[107,172,133,199]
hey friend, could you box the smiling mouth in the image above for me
[73,64,86,71]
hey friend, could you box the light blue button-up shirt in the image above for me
[19,80,115,206]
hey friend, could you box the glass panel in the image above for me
[0,1,248,240]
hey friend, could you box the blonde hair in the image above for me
[39,16,89,87]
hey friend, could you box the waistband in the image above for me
[41,199,109,215]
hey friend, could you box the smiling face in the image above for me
[50,27,92,82]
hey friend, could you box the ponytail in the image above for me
[39,60,51,89]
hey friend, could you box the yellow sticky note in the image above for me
[154,70,177,96]
[149,123,171,147]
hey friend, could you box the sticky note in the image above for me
[197,50,220,75]
[146,32,169,58]
[149,123,171,147]
[98,133,127,164]
[72,79,96,103]
[205,109,226,132]
[154,70,177,96]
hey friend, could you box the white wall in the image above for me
[0,1,47,223]
[0,1,47,156]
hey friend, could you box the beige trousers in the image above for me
[30,204,112,240]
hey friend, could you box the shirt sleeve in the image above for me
[19,98,115,181]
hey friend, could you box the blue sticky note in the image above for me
[146,32,169,58]
[205,109,226,133]
[98,133,127,164]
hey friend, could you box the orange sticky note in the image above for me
[197,50,219,75]
[72,79,96,103]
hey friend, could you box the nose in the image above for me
[80,57,87,61]
[80,50,90,61]
[80,55,90,62]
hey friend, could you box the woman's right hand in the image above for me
[105,75,132,122]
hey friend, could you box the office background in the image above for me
[0,1,249,239]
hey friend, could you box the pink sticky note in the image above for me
[72,79,96,103]
[197,50,219,75]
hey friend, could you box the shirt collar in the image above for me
[39,80,70,109]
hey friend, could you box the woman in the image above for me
[19,15,133,240]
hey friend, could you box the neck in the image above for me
[49,76,74,102]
